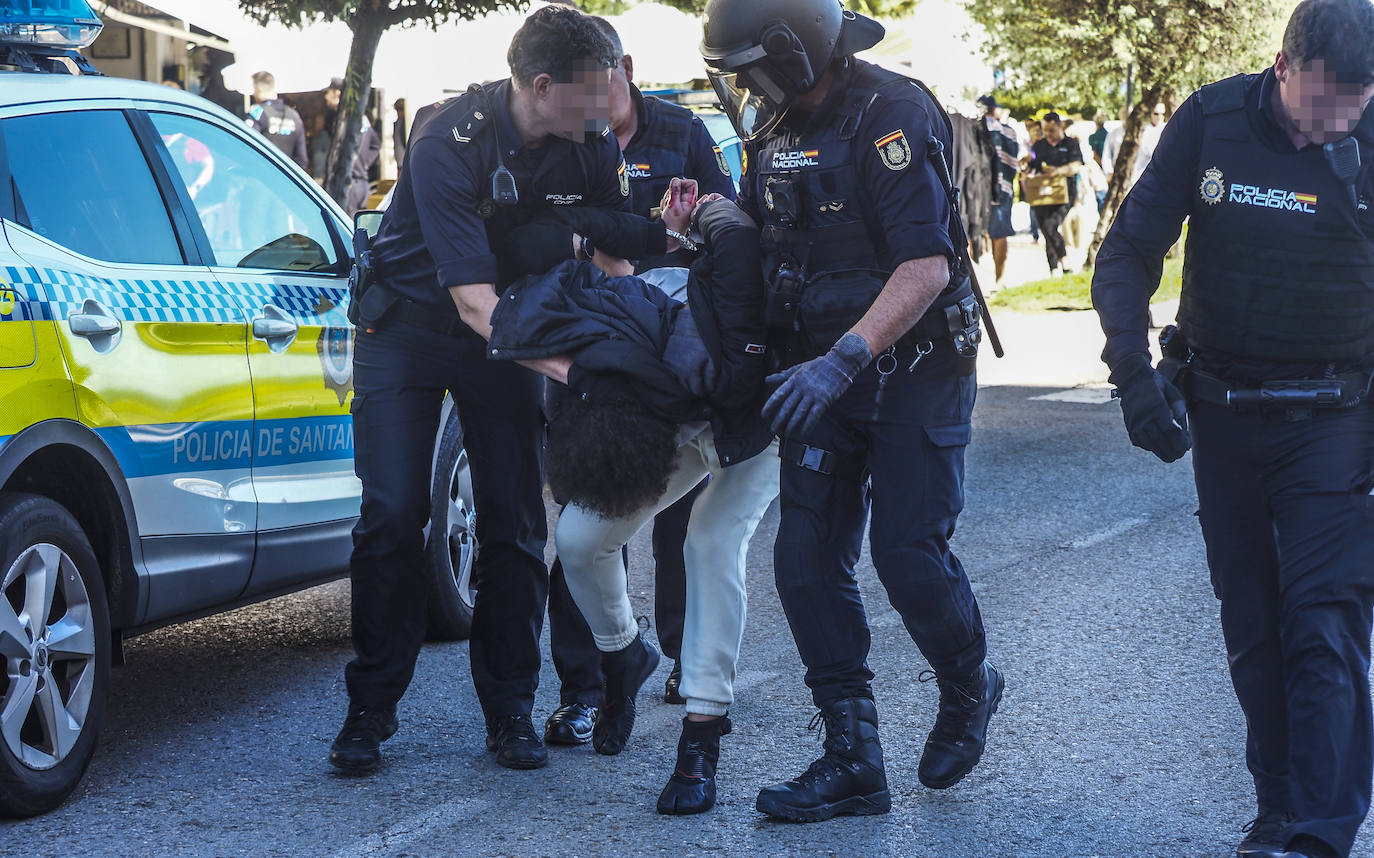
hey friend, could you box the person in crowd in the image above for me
[701,0,1002,823]
[1089,110,1109,167]
[345,115,381,216]
[1028,111,1084,274]
[245,70,309,171]
[979,94,1022,285]
[1092,1,1374,855]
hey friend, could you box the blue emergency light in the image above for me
[0,0,103,49]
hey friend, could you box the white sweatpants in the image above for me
[555,429,780,717]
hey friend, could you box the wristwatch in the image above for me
[664,227,697,253]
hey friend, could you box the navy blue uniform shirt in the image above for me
[1093,67,1350,371]
[739,64,956,271]
[373,79,630,310]
[624,84,737,216]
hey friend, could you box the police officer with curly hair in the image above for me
[699,0,1003,822]
[1092,2,1374,855]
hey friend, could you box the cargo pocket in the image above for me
[919,422,972,523]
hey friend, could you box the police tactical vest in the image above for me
[1178,74,1374,363]
[756,61,956,356]
[625,97,695,218]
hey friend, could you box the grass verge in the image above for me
[989,256,1183,312]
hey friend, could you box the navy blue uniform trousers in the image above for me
[1191,397,1374,856]
[774,342,987,706]
[346,321,549,722]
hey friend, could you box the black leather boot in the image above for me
[593,632,660,756]
[755,697,891,822]
[329,703,398,775]
[918,661,1004,789]
[657,716,732,815]
[1236,810,1296,856]
[664,661,686,704]
[543,703,597,746]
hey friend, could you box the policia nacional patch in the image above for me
[875,130,911,171]
[618,160,630,197]
[713,145,731,176]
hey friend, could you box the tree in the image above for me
[237,0,530,210]
[965,0,1283,265]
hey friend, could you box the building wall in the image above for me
[87,21,188,85]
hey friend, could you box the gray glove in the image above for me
[763,332,873,437]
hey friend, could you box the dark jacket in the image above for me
[489,200,773,466]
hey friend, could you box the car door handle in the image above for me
[67,299,122,354]
[252,304,298,352]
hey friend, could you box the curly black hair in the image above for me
[508,6,619,87]
[546,393,681,521]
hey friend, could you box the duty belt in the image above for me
[1184,368,1372,412]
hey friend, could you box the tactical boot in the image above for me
[755,697,891,822]
[918,661,1004,789]
[329,703,398,775]
[1236,810,1296,856]
[593,632,660,756]
[657,716,733,815]
[485,715,549,770]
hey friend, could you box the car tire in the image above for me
[0,493,110,818]
[424,407,477,641]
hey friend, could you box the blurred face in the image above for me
[324,88,340,110]
[534,63,613,144]
[1026,121,1042,142]
[1275,53,1374,144]
[1150,103,1166,126]
[607,56,634,135]
[1043,119,1063,143]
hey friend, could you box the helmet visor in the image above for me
[708,65,792,143]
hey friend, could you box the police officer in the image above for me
[700,0,1003,822]
[246,70,309,171]
[1091,2,1374,856]
[328,6,632,776]
[539,16,742,747]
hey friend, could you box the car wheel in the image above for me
[0,493,110,818]
[425,408,477,641]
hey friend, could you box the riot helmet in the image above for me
[700,0,885,141]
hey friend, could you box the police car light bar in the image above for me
[0,0,103,50]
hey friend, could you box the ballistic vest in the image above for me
[755,61,959,355]
[625,96,695,218]
[1178,74,1374,363]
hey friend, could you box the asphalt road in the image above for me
[4,310,1371,858]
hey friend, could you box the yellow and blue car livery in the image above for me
[0,72,364,631]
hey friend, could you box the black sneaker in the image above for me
[485,715,549,770]
[664,661,686,705]
[593,633,660,756]
[755,697,891,822]
[543,703,597,746]
[917,661,1004,789]
[329,704,398,775]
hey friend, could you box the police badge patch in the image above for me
[713,145,730,176]
[875,130,911,171]
[1200,167,1225,206]
[618,160,629,197]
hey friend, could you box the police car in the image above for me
[0,1,474,817]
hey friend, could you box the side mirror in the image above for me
[354,210,384,239]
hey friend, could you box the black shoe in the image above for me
[1237,810,1296,855]
[664,661,686,704]
[328,704,398,775]
[593,633,660,756]
[485,715,549,770]
[1283,835,1341,858]
[755,697,891,822]
[658,716,732,815]
[917,661,1004,789]
[544,703,598,746]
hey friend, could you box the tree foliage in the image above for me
[238,0,530,206]
[965,0,1284,264]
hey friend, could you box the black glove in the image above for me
[1110,352,1191,463]
[762,332,872,437]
